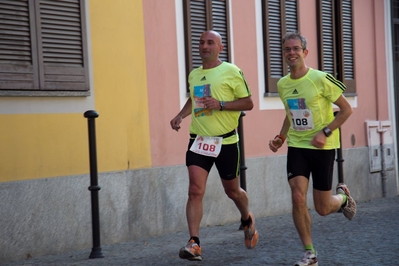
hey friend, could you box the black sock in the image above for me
[241,216,252,227]
[190,236,200,246]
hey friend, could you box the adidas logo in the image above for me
[292,89,298,94]
[201,76,206,81]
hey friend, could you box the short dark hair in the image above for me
[282,31,307,50]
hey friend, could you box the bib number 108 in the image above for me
[197,143,216,152]
[189,136,222,157]
[292,118,308,126]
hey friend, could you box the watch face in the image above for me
[220,101,226,110]
[323,127,332,137]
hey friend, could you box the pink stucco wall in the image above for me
[143,0,186,166]
[143,0,390,167]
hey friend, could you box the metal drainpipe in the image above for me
[371,0,387,197]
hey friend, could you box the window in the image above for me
[0,0,89,96]
[262,0,298,95]
[183,0,230,82]
[317,0,356,95]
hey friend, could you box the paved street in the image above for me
[2,196,399,266]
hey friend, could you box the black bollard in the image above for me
[84,110,104,259]
[237,111,247,230]
[336,127,344,183]
[334,111,344,184]
[238,111,247,191]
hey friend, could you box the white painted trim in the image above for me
[227,0,234,64]
[384,0,399,183]
[175,0,188,109]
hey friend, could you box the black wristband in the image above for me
[322,127,332,137]
[219,101,226,111]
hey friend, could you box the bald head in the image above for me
[200,30,223,45]
[198,30,224,68]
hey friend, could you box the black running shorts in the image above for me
[186,139,240,180]
[287,147,335,191]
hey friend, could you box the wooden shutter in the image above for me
[317,0,337,76]
[285,1,298,33]
[338,0,356,94]
[263,0,298,95]
[183,0,230,92]
[317,0,356,95]
[184,0,230,72]
[184,0,207,73]
[0,0,88,93]
[285,0,298,74]
[35,0,89,91]
[210,0,230,63]
[0,0,39,90]
[263,0,283,95]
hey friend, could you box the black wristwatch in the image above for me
[322,127,332,137]
[219,101,226,111]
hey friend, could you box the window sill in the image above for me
[0,91,90,97]
[263,92,280,97]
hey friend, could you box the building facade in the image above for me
[0,0,397,262]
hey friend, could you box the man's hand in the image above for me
[202,97,218,110]
[269,137,283,153]
[170,115,183,131]
[310,131,326,148]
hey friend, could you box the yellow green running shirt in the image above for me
[188,62,252,145]
[277,68,346,149]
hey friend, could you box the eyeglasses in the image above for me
[283,46,304,53]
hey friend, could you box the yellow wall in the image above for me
[0,114,89,181]
[89,0,151,171]
[0,0,151,183]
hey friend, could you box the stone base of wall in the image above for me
[1,147,397,263]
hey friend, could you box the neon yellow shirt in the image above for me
[277,68,346,149]
[189,62,252,144]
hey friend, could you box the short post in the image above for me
[238,111,248,191]
[237,111,247,230]
[84,110,104,259]
[334,111,344,183]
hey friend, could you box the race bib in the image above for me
[287,98,314,131]
[290,109,314,131]
[190,135,223,157]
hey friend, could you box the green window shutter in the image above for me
[0,0,39,90]
[36,0,89,91]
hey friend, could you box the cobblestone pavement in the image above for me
[3,196,399,266]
